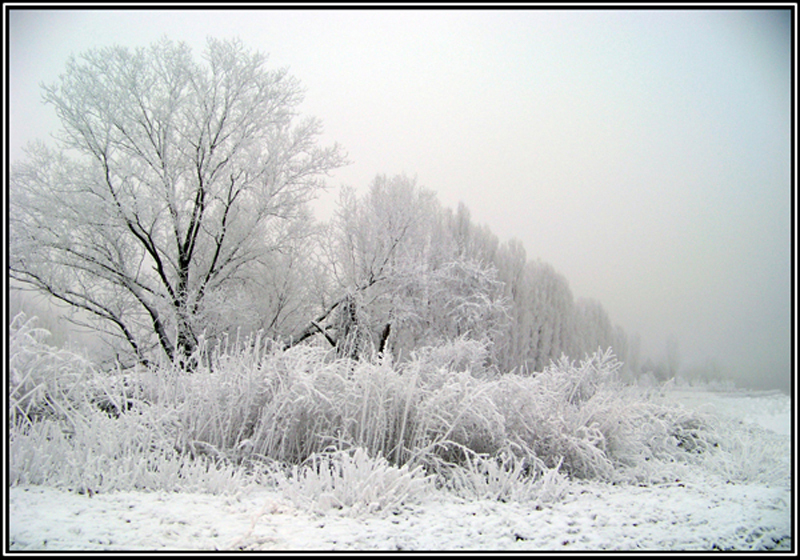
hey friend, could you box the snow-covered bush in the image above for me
[700,420,790,487]
[9,312,94,425]
[278,447,432,516]
[485,350,620,479]
[409,335,495,377]
[8,315,267,495]
[410,368,505,463]
[542,347,621,405]
[235,346,419,466]
[8,398,259,495]
[486,348,722,484]
[12,316,776,504]
[444,451,569,505]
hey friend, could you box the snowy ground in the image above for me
[7,388,794,553]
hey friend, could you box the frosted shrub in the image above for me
[8,401,255,495]
[9,312,94,425]
[161,339,342,468]
[599,401,718,484]
[413,369,505,462]
[8,316,264,495]
[343,359,423,464]
[243,348,428,467]
[487,348,720,483]
[487,354,618,479]
[701,420,790,487]
[279,447,432,516]
[446,451,569,505]
[171,362,271,464]
[541,347,622,405]
[11,323,753,501]
[244,347,360,463]
[410,336,494,377]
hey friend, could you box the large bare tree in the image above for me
[9,37,346,366]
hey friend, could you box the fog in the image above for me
[7,8,793,392]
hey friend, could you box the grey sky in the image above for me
[6,8,794,390]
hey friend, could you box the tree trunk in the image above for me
[378,323,391,356]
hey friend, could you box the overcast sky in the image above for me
[6,8,794,390]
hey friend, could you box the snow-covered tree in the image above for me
[524,261,577,371]
[488,238,528,372]
[314,174,508,362]
[612,324,631,379]
[9,38,346,367]
[573,298,615,359]
[627,332,642,377]
[446,202,500,265]
[666,335,681,378]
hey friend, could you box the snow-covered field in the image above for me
[8,388,794,552]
